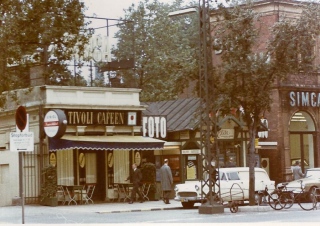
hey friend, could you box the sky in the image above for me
[83,0,175,18]
[82,0,175,40]
[76,0,174,83]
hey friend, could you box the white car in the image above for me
[174,167,275,208]
[277,168,320,194]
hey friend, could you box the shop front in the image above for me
[0,86,169,206]
[47,115,165,202]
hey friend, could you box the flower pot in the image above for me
[40,197,58,207]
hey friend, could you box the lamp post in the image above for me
[169,0,224,214]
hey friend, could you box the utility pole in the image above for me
[198,0,224,214]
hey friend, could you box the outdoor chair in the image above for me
[83,184,95,204]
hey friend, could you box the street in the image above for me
[1,203,320,224]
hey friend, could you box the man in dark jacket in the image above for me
[127,163,144,204]
[160,159,173,204]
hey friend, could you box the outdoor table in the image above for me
[64,185,84,205]
[115,182,133,202]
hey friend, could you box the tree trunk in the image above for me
[248,118,258,206]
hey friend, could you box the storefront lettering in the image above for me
[289,91,320,107]
[97,112,124,125]
[142,116,167,138]
[68,111,94,124]
[67,110,125,125]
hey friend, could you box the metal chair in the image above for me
[57,185,66,205]
[141,183,151,201]
[65,186,78,205]
[83,184,95,204]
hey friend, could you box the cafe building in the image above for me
[0,85,166,206]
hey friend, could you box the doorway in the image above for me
[289,111,316,172]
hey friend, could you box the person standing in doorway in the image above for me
[292,160,304,180]
[160,159,173,204]
[126,163,144,204]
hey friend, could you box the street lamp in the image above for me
[169,0,224,215]
[168,7,197,17]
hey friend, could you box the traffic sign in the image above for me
[15,106,27,131]
[10,132,34,152]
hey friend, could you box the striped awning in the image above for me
[49,135,165,151]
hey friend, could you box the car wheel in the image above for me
[229,202,238,213]
[181,202,194,209]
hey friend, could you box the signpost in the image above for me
[10,106,34,224]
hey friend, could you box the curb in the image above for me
[97,206,182,214]
[238,205,271,212]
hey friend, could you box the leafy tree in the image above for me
[0,0,89,96]
[113,0,199,101]
[213,1,320,205]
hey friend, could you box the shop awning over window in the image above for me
[49,135,165,151]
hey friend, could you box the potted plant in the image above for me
[141,162,158,201]
[40,165,58,206]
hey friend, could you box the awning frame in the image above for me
[49,135,165,151]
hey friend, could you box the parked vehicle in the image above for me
[174,167,275,209]
[277,168,320,195]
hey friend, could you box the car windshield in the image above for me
[305,169,320,178]
[227,172,240,180]
[218,171,240,181]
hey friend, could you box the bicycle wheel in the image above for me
[267,191,284,210]
[298,191,316,211]
[279,191,294,209]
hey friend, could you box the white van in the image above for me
[174,167,275,209]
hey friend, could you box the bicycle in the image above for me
[277,180,318,211]
[258,185,284,210]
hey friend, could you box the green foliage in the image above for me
[214,1,320,124]
[113,0,199,101]
[141,162,156,183]
[213,0,320,204]
[40,165,57,201]
[0,0,89,97]
[141,162,157,196]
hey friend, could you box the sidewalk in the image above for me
[0,199,183,216]
[92,199,183,213]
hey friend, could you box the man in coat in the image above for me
[126,163,144,204]
[160,159,173,204]
[292,160,304,180]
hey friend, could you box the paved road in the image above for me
[1,201,320,224]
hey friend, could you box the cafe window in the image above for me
[113,150,130,183]
[57,150,74,185]
[85,153,97,184]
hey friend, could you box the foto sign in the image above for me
[10,132,34,152]
[142,116,167,138]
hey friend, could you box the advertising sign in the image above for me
[10,132,34,152]
[44,109,67,138]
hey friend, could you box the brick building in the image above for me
[208,0,320,184]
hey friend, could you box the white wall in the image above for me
[0,151,19,206]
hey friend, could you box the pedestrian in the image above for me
[292,160,304,180]
[126,163,144,204]
[160,159,173,204]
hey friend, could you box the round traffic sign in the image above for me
[15,106,27,131]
